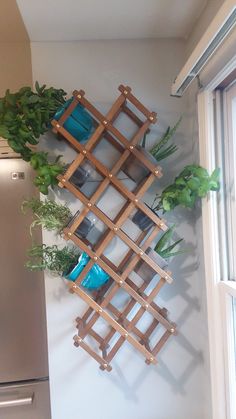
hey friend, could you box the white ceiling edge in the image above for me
[16,0,208,42]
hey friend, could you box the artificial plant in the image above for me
[26,244,80,276]
[0,83,67,194]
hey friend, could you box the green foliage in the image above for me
[149,117,181,162]
[26,244,80,276]
[154,224,185,259]
[155,165,220,212]
[22,198,72,235]
[0,82,67,194]
[30,152,65,195]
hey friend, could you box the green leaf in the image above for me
[0,125,10,138]
[154,225,176,253]
[210,167,220,182]
[187,177,200,191]
[28,95,40,104]
[178,188,192,205]
[160,249,187,258]
[162,197,172,212]
[150,117,182,161]
[35,81,40,93]
[209,180,220,191]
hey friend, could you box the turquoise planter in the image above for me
[65,252,109,290]
[54,98,93,143]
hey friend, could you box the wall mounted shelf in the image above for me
[52,85,177,372]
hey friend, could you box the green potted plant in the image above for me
[26,245,109,290]
[22,197,98,239]
[155,165,220,212]
[0,83,93,194]
[135,225,185,281]
[132,164,220,231]
[26,243,80,275]
[123,118,181,183]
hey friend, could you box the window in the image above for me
[198,66,236,419]
[220,82,236,419]
[222,83,236,279]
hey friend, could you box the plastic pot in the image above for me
[54,98,94,142]
[123,146,157,183]
[64,161,97,189]
[67,210,97,239]
[132,204,159,231]
[135,248,168,282]
[65,252,109,289]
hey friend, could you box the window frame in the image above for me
[198,54,236,419]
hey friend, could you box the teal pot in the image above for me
[135,248,168,282]
[123,146,157,183]
[132,204,160,231]
[54,98,94,143]
[65,252,109,290]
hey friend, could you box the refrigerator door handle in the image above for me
[0,394,34,408]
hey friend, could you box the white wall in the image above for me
[31,39,211,419]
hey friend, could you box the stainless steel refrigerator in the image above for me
[0,159,51,418]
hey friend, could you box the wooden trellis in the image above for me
[51,85,177,371]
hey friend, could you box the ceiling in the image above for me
[16,0,208,41]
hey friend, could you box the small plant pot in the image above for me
[67,210,97,239]
[135,248,168,282]
[64,164,90,188]
[64,161,97,189]
[54,98,94,143]
[65,252,109,290]
[123,146,157,183]
[132,204,159,231]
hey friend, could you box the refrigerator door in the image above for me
[0,380,51,418]
[0,159,49,383]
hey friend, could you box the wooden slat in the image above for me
[71,283,157,364]
[54,85,177,369]
[65,227,174,331]
[118,85,157,122]
[73,335,112,371]
[60,176,172,283]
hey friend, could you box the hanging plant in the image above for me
[22,197,72,234]
[22,197,98,239]
[154,165,220,212]
[26,245,109,290]
[26,244,80,275]
[0,83,67,194]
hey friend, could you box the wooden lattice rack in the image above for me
[52,85,177,372]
